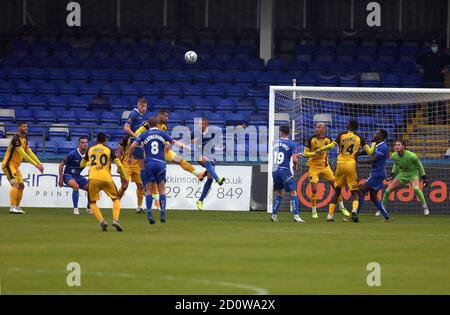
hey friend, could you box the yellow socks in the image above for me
[90,203,104,222]
[137,187,144,208]
[311,192,317,209]
[112,199,121,221]
[328,203,336,216]
[10,186,19,207]
[352,200,359,213]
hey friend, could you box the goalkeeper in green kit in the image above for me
[382,140,429,216]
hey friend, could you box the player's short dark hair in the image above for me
[379,129,388,140]
[78,136,88,142]
[348,119,358,131]
[396,139,407,147]
[279,125,290,135]
[137,97,147,105]
[96,132,107,143]
[158,108,169,115]
[16,121,27,126]
[147,117,157,128]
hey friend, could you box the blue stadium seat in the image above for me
[289,60,309,71]
[141,58,163,69]
[402,73,422,88]
[224,59,244,71]
[8,95,28,108]
[101,83,120,97]
[235,72,254,84]
[35,110,56,123]
[62,56,82,68]
[204,84,225,97]
[57,140,79,154]
[370,60,391,73]
[390,61,417,73]
[152,71,172,82]
[131,71,152,83]
[377,55,396,63]
[29,68,49,81]
[9,68,28,80]
[49,69,67,81]
[299,73,318,86]
[70,127,90,139]
[1,56,19,67]
[68,96,90,110]
[164,59,184,70]
[214,71,234,83]
[58,82,79,95]
[381,73,402,87]
[69,69,90,82]
[101,112,119,125]
[78,111,99,124]
[36,82,57,96]
[28,95,48,110]
[79,83,101,96]
[245,58,265,71]
[121,84,140,97]
[0,94,8,107]
[91,70,111,82]
[141,84,162,97]
[329,61,351,72]
[193,71,213,83]
[172,71,193,83]
[318,73,339,86]
[40,56,60,68]
[357,45,377,56]
[172,98,192,111]
[183,84,204,97]
[216,98,236,112]
[349,61,370,72]
[378,45,397,56]
[17,81,36,94]
[226,85,246,98]
[153,98,172,111]
[338,73,359,87]
[57,110,78,124]
[48,95,68,110]
[203,58,224,70]
[16,109,34,122]
[163,84,183,97]
[20,55,40,67]
[37,141,58,154]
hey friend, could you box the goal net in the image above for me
[268,86,450,215]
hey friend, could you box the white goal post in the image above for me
[267,86,450,214]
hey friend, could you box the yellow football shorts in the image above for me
[2,164,23,184]
[308,166,335,184]
[124,165,142,184]
[88,179,119,201]
[334,162,359,191]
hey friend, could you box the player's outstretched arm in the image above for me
[363,142,376,155]
[26,147,42,165]
[17,147,43,173]
[302,147,316,158]
[314,141,336,153]
[114,158,129,180]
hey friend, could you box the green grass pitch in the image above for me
[1,208,450,294]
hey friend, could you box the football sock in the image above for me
[328,203,336,216]
[112,199,120,221]
[290,196,300,215]
[414,186,428,208]
[72,190,79,209]
[137,186,144,208]
[90,203,103,222]
[205,161,219,182]
[352,200,359,213]
[273,195,282,215]
[145,195,154,221]
[200,178,213,201]
[311,192,317,209]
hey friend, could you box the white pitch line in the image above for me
[4,267,269,295]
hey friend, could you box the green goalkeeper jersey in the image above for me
[391,150,426,177]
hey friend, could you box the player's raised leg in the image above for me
[411,178,429,215]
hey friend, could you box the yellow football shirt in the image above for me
[83,143,117,181]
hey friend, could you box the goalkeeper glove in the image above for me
[422,175,428,188]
